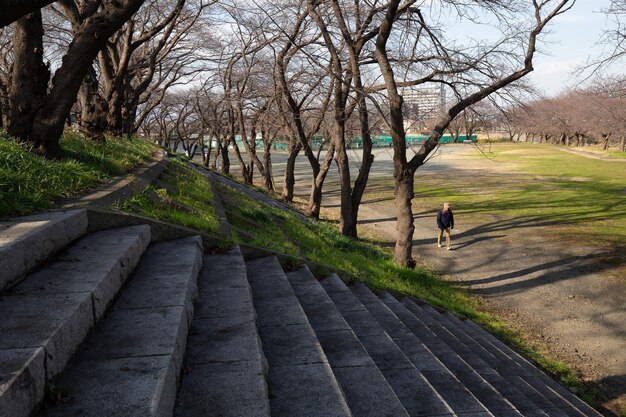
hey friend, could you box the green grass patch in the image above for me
[122,160,220,235]
[0,130,157,218]
[607,150,626,159]
[362,143,626,246]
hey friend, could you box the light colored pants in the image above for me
[438,228,451,247]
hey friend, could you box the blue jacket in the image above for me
[437,209,454,229]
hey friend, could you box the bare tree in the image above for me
[0,0,57,28]
[4,0,148,157]
[373,0,574,267]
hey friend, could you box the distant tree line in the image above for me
[500,78,626,152]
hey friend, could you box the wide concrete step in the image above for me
[454,313,603,417]
[379,292,525,416]
[407,302,568,416]
[175,246,270,417]
[313,274,453,417]
[400,299,552,415]
[0,225,151,417]
[287,267,409,417]
[38,236,203,417]
[398,299,601,417]
[246,257,352,417]
[0,209,88,293]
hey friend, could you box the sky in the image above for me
[528,0,617,95]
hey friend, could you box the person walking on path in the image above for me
[437,203,454,250]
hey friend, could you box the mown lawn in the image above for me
[375,143,626,246]
[0,131,157,218]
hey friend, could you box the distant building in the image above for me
[402,86,446,132]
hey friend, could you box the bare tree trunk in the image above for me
[308,142,335,219]
[7,0,146,157]
[394,168,416,268]
[282,142,301,203]
[232,141,252,184]
[203,139,217,167]
[263,145,273,191]
[621,135,626,152]
[210,140,220,170]
[221,137,230,174]
[6,11,51,151]
[0,82,9,129]
[78,66,108,143]
[334,120,354,235]
[602,133,611,150]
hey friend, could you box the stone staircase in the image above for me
[0,208,602,417]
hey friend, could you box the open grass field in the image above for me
[459,144,625,246]
[0,131,157,218]
[363,143,626,249]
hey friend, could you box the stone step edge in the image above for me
[37,235,203,417]
[289,267,411,417]
[174,246,271,417]
[0,209,88,293]
[245,257,352,417]
[0,225,152,417]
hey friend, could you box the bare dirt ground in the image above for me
[251,144,626,415]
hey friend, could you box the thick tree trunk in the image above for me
[6,11,51,151]
[282,142,301,203]
[78,66,108,143]
[121,100,138,137]
[621,135,626,152]
[106,83,125,136]
[394,168,416,268]
[9,0,147,157]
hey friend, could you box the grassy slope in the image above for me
[219,181,473,312]
[122,159,220,235]
[0,131,157,218]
